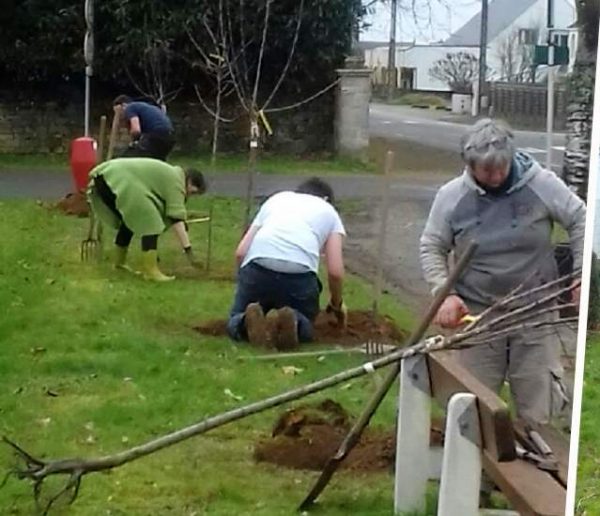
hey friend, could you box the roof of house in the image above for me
[357,41,386,50]
[444,0,538,46]
[357,40,414,51]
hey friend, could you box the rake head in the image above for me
[362,341,395,357]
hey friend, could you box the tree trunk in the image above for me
[562,1,598,199]
[211,70,223,169]
[244,111,259,229]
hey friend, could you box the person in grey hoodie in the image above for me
[419,118,585,424]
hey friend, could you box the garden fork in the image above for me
[80,208,103,262]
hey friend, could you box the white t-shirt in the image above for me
[242,191,346,273]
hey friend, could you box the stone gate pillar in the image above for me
[335,56,372,160]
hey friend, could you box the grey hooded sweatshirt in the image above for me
[419,152,586,309]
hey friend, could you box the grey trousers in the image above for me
[459,326,568,424]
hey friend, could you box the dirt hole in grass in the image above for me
[253,399,443,472]
[54,191,89,217]
[194,309,408,347]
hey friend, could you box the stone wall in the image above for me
[0,94,335,155]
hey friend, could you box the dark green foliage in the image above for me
[577,0,600,53]
[0,0,365,101]
[0,1,83,89]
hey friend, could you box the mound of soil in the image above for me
[194,309,407,347]
[196,319,229,337]
[254,400,395,472]
[55,191,89,217]
[254,400,444,473]
[313,310,406,345]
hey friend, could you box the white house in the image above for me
[362,0,576,92]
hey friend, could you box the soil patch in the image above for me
[313,310,406,345]
[254,399,443,473]
[196,319,229,337]
[54,191,89,217]
[194,309,408,347]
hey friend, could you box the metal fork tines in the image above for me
[80,212,103,262]
[81,237,101,262]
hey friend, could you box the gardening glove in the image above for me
[326,299,348,329]
[184,246,203,270]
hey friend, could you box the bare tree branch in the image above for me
[186,24,212,65]
[464,270,580,333]
[429,51,479,93]
[264,78,340,113]
[193,85,238,122]
[223,0,250,112]
[261,0,305,110]
[251,0,273,107]
[236,0,251,94]
[455,317,579,348]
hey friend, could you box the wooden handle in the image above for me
[97,115,107,162]
[106,109,120,160]
[372,150,394,316]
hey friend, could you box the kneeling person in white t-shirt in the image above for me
[227,178,346,350]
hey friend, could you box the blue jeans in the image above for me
[227,261,321,342]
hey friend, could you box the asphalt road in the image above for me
[370,103,567,172]
[0,170,440,202]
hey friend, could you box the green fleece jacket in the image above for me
[87,158,186,235]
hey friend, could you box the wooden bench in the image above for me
[394,350,568,516]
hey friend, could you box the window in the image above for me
[518,28,537,45]
[552,33,569,48]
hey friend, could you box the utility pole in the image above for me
[546,0,555,172]
[83,0,94,137]
[387,0,398,101]
[477,0,488,115]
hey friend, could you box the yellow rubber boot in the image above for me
[141,250,175,282]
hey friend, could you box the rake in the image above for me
[237,341,397,361]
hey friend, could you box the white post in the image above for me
[472,80,480,117]
[84,0,94,137]
[84,73,91,137]
[394,355,431,514]
[545,0,555,172]
[546,54,555,172]
[437,393,482,516]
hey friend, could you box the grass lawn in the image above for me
[0,151,375,176]
[576,331,600,514]
[0,196,435,515]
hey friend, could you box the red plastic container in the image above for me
[70,137,98,191]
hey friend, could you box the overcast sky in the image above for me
[361,1,481,43]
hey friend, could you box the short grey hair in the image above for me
[460,118,515,170]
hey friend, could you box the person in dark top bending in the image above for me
[113,95,175,161]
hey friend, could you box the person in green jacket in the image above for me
[87,158,206,281]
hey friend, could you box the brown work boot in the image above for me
[265,309,280,349]
[275,307,299,351]
[244,303,267,345]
